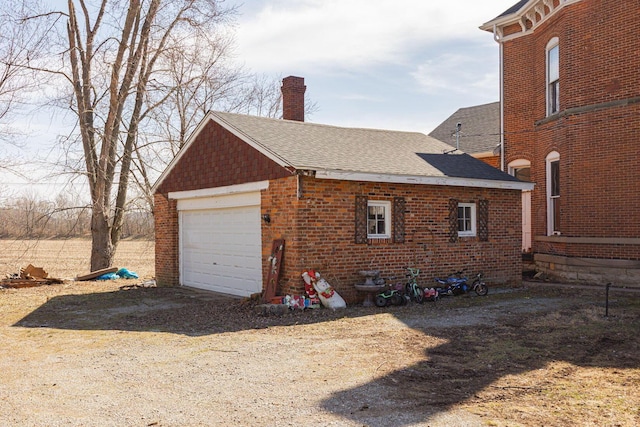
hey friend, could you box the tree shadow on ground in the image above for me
[320,288,640,426]
[13,285,373,336]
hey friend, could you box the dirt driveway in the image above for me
[1,280,639,427]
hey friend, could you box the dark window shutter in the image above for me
[448,198,458,243]
[478,199,489,241]
[393,197,405,243]
[355,195,368,244]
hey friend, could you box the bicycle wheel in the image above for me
[414,286,425,304]
[375,295,389,307]
[474,282,489,296]
[405,283,412,298]
[390,293,404,306]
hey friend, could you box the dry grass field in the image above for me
[0,238,154,280]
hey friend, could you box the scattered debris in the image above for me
[533,271,549,281]
[96,268,139,280]
[116,268,138,279]
[21,264,48,280]
[76,267,139,281]
[119,280,157,291]
[76,267,118,281]
[1,264,63,289]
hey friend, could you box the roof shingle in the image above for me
[212,111,517,183]
[429,102,500,155]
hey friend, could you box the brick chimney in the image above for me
[281,76,306,122]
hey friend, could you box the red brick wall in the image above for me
[281,76,306,122]
[154,193,179,286]
[501,0,640,260]
[154,117,524,302]
[263,176,523,303]
[477,155,500,169]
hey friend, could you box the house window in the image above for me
[546,151,560,235]
[510,165,531,182]
[547,38,560,116]
[367,201,391,238]
[457,202,476,237]
[508,159,531,181]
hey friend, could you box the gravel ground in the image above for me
[1,280,637,427]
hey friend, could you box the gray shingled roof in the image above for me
[212,111,519,184]
[495,0,529,19]
[429,102,500,154]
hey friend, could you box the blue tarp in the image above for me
[95,268,139,280]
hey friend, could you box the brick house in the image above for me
[153,76,533,303]
[481,0,640,286]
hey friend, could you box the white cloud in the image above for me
[410,47,499,100]
[233,0,516,73]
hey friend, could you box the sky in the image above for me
[227,0,517,133]
[1,0,518,199]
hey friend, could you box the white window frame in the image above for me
[367,200,391,239]
[508,159,531,182]
[546,151,560,235]
[458,202,476,237]
[546,37,560,116]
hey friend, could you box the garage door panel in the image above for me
[180,203,262,297]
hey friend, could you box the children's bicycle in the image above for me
[404,267,425,304]
[374,281,406,307]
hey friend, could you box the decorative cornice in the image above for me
[480,0,582,42]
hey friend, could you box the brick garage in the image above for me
[153,77,532,303]
[482,0,640,286]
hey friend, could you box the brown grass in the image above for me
[1,239,639,425]
[0,238,155,279]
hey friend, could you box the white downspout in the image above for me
[494,25,505,172]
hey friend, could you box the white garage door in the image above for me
[179,201,262,297]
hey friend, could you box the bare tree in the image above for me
[12,1,317,270]
[0,1,51,171]
[21,0,237,270]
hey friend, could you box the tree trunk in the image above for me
[90,207,115,271]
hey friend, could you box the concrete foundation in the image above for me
[534,253,640,289]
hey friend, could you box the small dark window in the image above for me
[513,166,531,182]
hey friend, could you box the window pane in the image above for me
[550,81,559,113]
[551,160,560,196]
[551,197,560,232]
[548,45,559,82]
[514,167,531,182]
[457,206,471,231]
[367,204,387,235]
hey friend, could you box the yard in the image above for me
[1,239,639,426]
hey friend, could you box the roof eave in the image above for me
[315,170,535,191]
[480,0,582,38]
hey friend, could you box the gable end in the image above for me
[155,119,291,194]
